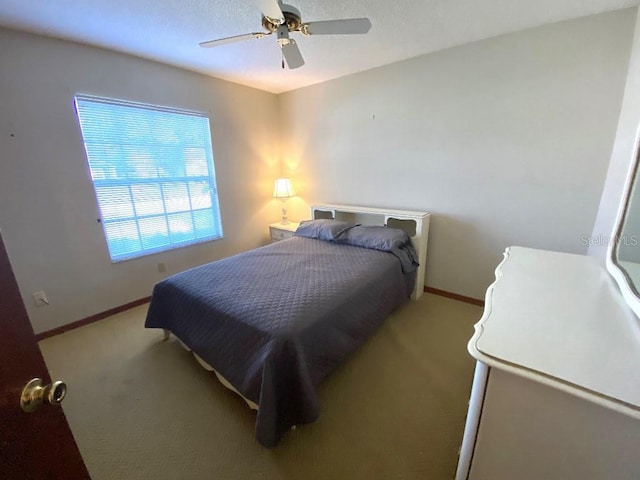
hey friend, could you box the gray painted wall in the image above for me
[279,9,635,299]
[0,28,282,334]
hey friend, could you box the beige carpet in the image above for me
[39,293,482,480]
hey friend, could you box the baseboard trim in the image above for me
[424,286,484,307]
[35,287,482,341]
[35,296,151,342]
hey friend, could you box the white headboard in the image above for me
[311,204,431,300]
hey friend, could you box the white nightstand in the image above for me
[269,222,300,242]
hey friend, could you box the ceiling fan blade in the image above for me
[256,0,285,24]
[301,18,372,36]
[281,40,305,69]
[199,32,268,48]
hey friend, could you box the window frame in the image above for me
[74,94,224,262]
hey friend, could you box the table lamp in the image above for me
[273,178,296,224]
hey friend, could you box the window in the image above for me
[74,95,223,262]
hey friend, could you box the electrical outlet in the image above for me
[32,291,49,307]
[157,262,167,273]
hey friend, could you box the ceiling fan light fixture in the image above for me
[276,25,291,46]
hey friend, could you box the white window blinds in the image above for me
[74,95,223,262]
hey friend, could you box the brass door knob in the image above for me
[20,378,67,413]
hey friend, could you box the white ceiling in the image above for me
[0,0,637,94]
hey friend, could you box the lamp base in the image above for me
[281,199,289,224]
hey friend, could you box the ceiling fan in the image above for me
[199,0,372,69]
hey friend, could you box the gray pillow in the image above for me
[340,225,409,250]
[295,219,358,242]
[339,225,419,273]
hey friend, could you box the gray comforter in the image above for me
[145,236,414,447]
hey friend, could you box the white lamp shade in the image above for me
[273,178,296,198]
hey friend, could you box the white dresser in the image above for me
[456,247,640,480]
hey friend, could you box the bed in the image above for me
[145,204,430,447]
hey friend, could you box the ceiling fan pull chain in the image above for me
[282,54,285,69]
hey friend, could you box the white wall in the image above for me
[590,8,640,259]
[279,10,635,299]
[0,9,635,333]
[0,28,282,334]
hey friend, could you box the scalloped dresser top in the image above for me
[469,246,640,416]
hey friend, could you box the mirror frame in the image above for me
[607,130,640,319]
